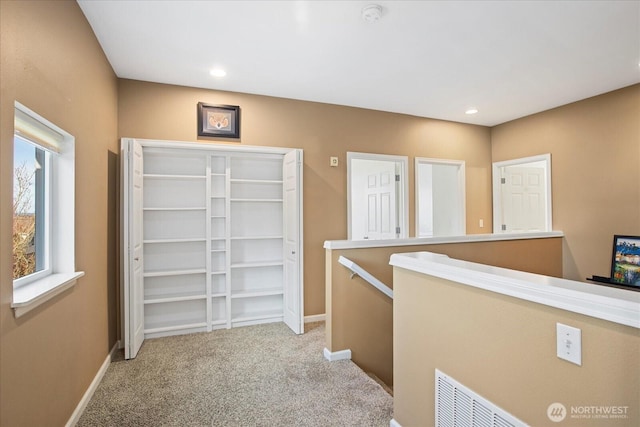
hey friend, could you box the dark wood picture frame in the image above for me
[197,102,240,138]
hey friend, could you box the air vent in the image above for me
[436,370,528,427]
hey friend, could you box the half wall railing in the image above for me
[338,255,394,299]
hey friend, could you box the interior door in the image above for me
[124,139,145,359]
[502,166,545,232]
[283,149,303,334]
[364,161,397,240]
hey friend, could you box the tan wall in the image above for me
[491,85,640,282]
[393,267,640,426]
[118,79,493,316]
[0,1,118,425]
[326,237,563,387]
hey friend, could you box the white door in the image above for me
[502,166,546,232]
[283,150,303,334]
[364,163,397,239]
[347,153,408,240]
[124,139,145,359]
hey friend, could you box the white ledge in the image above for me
[389,252,640,329]
[12,272,85,318]
[323,231,563,250]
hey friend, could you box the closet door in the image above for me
[283,150,303,334]
[123,139,145,359]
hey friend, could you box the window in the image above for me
[13,135,51,282]
[11,102,82,317]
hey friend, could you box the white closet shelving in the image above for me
[142,149,208,337]
[123,139,303,356]
[229,155,284,327]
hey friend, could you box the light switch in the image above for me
[330,157,339,167]
[557,323,582,366]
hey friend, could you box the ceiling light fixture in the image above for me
[210,68,226,78]
[362,4,383,22]
[465,108,479,115]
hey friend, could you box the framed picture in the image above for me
[197,103,240,138]
[611,235,640,286]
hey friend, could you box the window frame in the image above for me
[11,101,83,318]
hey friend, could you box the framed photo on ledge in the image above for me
[197,102,240,138]
[611,235,640,287]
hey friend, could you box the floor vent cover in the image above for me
[435,370,528,427]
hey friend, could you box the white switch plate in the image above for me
[479,219,484,228]
[557,323,582,366]
[330,157,339,167]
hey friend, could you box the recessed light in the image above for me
[465,108,478,115]
[210,69,226,78]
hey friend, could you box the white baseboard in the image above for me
[66,342,117,427]
[304,313,325,323]
[390,419,402,427]
[323,347,352,361]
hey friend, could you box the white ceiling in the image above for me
[78,0,640,127]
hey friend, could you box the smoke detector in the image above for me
[362,4,383,22]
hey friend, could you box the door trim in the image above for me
[415,157,466,237]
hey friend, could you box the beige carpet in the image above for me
[77,322,393,426]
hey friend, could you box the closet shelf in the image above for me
[143,207,206,212]
[230,261,283,269]
[230,235,283,240]
[230,198,283,203]
[211,319,227,326]
[144,322,208,335]
[143,268,206,278]
[144,294,207,304]
[144,238,206,244]
[230,178,283,184]
[231,288,283,299]
[144,174,206,180]
[231,311,283,324]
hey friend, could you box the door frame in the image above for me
[492,153,552,233]
[121,138,305,357]
[346,152,409,240]
[415,157,466,237]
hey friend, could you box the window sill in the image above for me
[12,272,85,318]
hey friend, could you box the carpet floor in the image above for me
[77,322,393,427]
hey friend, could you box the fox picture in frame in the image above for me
[197,102,240,138]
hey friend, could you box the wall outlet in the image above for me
[557,323,582,366]
[330,156,339,167]
[479,219,484,228]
